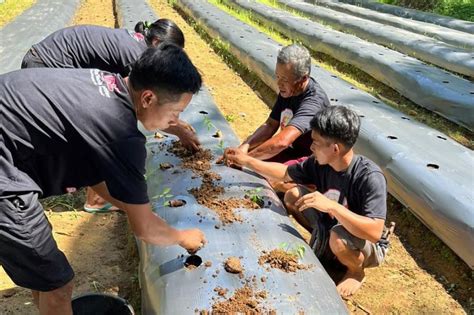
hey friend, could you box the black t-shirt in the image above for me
[269,77,330,155]
[0,68,148,204]
[287,155,387,220]
[32,25,148,77]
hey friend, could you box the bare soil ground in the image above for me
[0,0,472,314]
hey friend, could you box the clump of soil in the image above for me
[224,257,244,274]
[211,286,269,314]
[167,141,213,175]
[214,287,228,297]
[258,249,310,273]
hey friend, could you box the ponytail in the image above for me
[134,19,185,48]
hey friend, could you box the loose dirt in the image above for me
[259,249,310,273]
[209,285,270,314]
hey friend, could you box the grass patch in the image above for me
[377,0,474,21]
[41,189,85,214]
[220,0,473,148]
[0,0,35,27]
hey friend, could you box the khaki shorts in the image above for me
[302,207,386,268]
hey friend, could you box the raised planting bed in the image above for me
[277,0,474,72]
[307,0,474,49]
[140,87,348,314]
[0,0,81,74]
[326,0,474,33]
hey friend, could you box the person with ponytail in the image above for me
[21,19,184,76]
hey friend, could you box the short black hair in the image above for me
[129,43,202,103]
[310,106,360,148]
[135,19,185,48]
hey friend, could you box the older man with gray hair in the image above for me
[227,44,329,191]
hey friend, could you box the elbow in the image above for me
[368,227,384,243]
[274,140,292,152]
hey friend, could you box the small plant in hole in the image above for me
[279,242,306,260]
[245,187,264,207]
[151,187,174,206]
[225,114,236,122]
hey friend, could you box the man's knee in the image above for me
[329,229,350,256]
[283,186,302,212]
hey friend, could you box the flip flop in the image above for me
[83,202,116,213]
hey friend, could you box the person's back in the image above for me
[0,67,146,200]
[29,25,147,76]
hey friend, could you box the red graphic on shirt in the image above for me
[103,75,119,93]
[133,32,145,41]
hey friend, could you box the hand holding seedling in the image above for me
[223,146,248,168]
[179,229,207,254]
[294,191,336,214]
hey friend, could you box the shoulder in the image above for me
[352,155,386,187]
[300,78,330,108]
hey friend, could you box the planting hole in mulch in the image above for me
[168,199,186,207]
[185,255,203,270]
[159,162,173,170]
[258,249,311,273]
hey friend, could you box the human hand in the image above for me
[224,147,248,168]
[294,191,335,213]
[178,228,207,254]
[176,122,200,151]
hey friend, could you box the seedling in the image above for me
[216,139,225,154]
[151,187,174,206]
[245,187,264,206]
[279,242,306,260]
[225,114,236,122]
[203,116,217,131]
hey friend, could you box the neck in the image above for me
[330,150,354,172]
[294,78,310,96]
[124,77,140,114]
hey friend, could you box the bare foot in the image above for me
[336,269,365,298]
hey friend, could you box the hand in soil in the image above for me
[223,147,247,169]
[337,269,366,298]
[178,228,207,254]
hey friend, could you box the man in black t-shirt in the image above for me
[225,106,388,298]
[20,22,201,212]
[225,44,329,167]
[0,44,206,315]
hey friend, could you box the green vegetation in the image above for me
[377,0,474,21]
[279,242,306,260]
[151,187,174,206]
[0,0,35,27]
[214,0,473,148]
[245,187,264,205]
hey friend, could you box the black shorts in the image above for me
[0,192,74,291]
